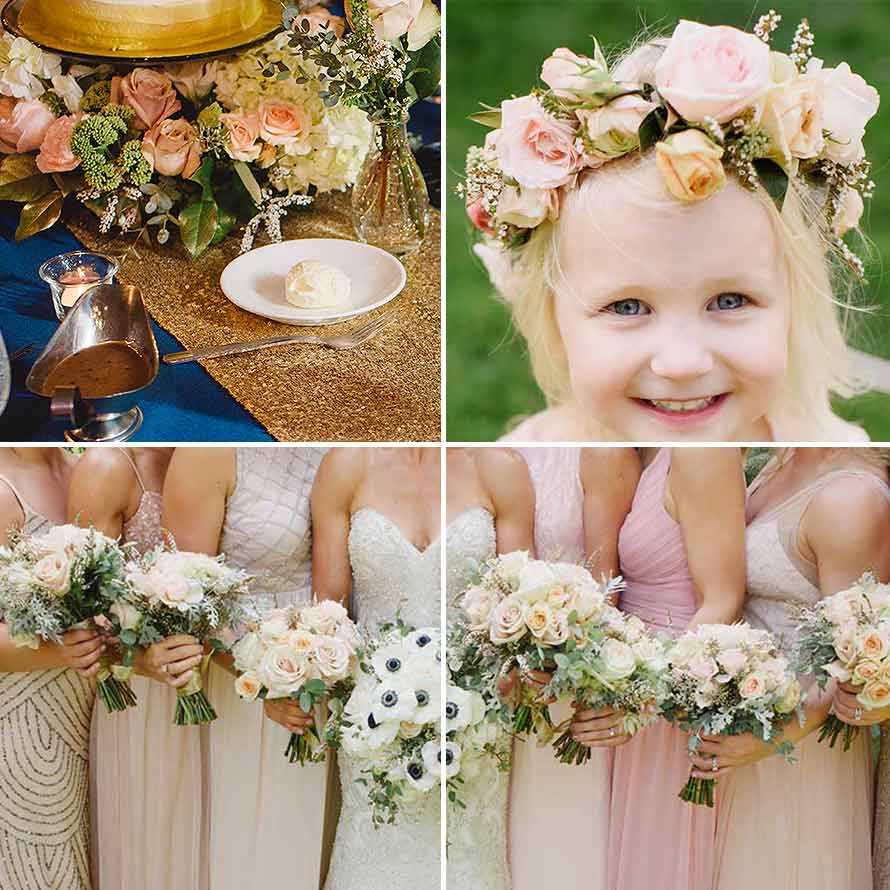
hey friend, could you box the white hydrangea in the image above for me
[0,34,62,99]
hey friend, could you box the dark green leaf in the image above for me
[188,155,215,200]
[753,158,789,211]
[179,198,218,258]
[406,38,440,103]
[209,205,236,246]
[638,107,667,153]
[15,190,63,239]
[0,172,53,203]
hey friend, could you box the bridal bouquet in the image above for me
[455,551,629,747]
[663,623,803,807]
[0,523,135,712]
[0,26,371,254]
[232,599,361,764]
[110,546,253,724]
[331,620,440,826]
[794,572,890,750]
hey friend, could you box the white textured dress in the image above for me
[445,507,512,890]
[207,447,327,890]
[324,507,441,890]
[0,478,94,890]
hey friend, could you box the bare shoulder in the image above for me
[72,448,133,488]
[0,480,24,543]
[475,447,529,483]
[580,447,640,483]
[807,474,890,538]
[312,448,367,506]
[167,447,236,494]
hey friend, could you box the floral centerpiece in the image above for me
[232,598,361,764]
[0,25,371,255]
[794,572,890,750]
[662,622,804,807]
[109,545,254,724]
[0,523,135,712]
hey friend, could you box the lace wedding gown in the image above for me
[207,448,327,890]
[445,507,511,890]
[324,507,442,890]
[0,478,93,890]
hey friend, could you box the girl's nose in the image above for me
[649,329,715,380]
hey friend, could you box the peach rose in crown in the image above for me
[0,98,55,153]
[112,68,181,130]
[495,94,582,190]
[655,20,772,124]
[577,94,657,161]
[220,112,261,163]
[257,100,311,148]
[36,113,82,173]
[141,118,202,178]
[496,185,559,229]
[761,55,824,169]
[655,129,726,201]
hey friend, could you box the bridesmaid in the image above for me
[0,448,104,890]
[696,447,888,890]
[162,446,325,890]
[510,447,640,890]
[68,448,206,890]
[580,447,746,890]
[446,447,535,890]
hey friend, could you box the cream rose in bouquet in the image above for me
[232,598,360,764]
[794,572,890,750]
[0,524,136,712]
[328,619,440,826]
[111,546,253,724]
[663,622,803,807]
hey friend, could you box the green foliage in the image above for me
[70,106,139,193]
[40,91,67,117]
[80,80,112,113]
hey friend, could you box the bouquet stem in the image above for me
[285,726,323,765]
[174,669,216,725]
[679,775,715,808]
[96,674,137,713]
[552,726,591,765]
[818,714,859,751]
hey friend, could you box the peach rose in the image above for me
[293,5,346,38]
[654,20,772,124]
[834,188,864,237]
[112,68,181,130]
[577,94,657,161]
[525,601,553,639]
[541,47,605,102]
[235,672,262,701]
[655,129,726,202]
[466,198,494,235]
[859,678,890,710]
[365,0,422,42]
[852,659,883,686]
[496,185,559,229]
[489,597,527,645]
[859,629,888,661]
[0,98,55,154]
[220,112,261,162]
[495,94,582,190]
[738,671,767,699]
[36,113,82,173]
[761,55,824,168]
[807,58,879,164]
[141,118,202,178]
[257,100,311,148]
[33,553,72,596]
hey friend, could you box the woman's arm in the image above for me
[580,447,639,577]
[477,449,535,555]
[670,447,747,627]
[67,449,132,539]
[311,449,365,605]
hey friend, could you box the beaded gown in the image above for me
[323,507,441,890]
[0,478,94,890]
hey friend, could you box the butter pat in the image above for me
[284,260,351,309]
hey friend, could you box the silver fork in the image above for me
[162,312,396,365]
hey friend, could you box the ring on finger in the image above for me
[609,727,616,738]
[854,707,863,722]
[711,755,719,773]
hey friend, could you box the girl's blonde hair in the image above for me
[503,40,869,440]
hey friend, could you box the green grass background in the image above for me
[445,0,890,441]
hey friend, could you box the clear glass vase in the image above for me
[351,114,430,256]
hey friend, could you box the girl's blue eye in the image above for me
[709,292,749,311]
[605,299,649,316]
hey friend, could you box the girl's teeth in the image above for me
[649,397,717,413]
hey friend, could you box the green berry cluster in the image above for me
[70,105,149,192]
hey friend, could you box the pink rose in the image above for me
[541,47,605,101]
[364,0,422,42]
[220,112,261,162]
[112,68,181,130]
[293,5,346,38]
[0,98,55,154]
[36,113,82,173]
[257,100,311,148]
[495,94,582,190]
[141,118,202,178]
[716,647,747,678]
[806,58,879,164]
[654,20,772,123]
[761,56,824,168]
[466,198,494,235]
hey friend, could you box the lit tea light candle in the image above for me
[57,266,103,308]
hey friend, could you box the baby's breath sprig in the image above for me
[457,146,504,217]
[723,115,771,190]
[790,18,815,72]
[753,9,782,44]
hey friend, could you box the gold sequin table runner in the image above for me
[65,192,441,442]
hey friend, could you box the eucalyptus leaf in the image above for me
[233,160,262,206]
[119,629,138,647]
[15,190,63,240]
[753,158,789,211]
[299,691,313,712]
[179,198,218,258]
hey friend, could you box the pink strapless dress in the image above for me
[608,448,714,890]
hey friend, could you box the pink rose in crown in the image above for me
[220,112,261,163]
[0,98,55,154]
[257,100,311,149]
[112,68,181,130]
[466,198,494,235]
[36,113,82,173]
[654,20,772,124]
[495,94,582,190]
[141,118,202,178]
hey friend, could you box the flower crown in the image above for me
[459,12,879,279]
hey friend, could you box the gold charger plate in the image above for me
[1,0,282,62]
